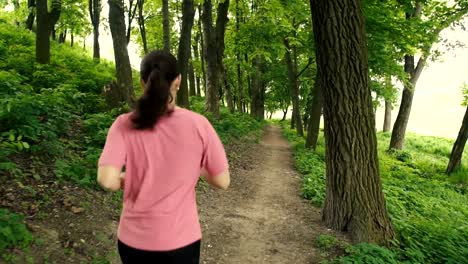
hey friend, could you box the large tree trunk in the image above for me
[201,0,230,116]
[162,0,170,52]
[389,4,425,150]
[89,0,101,61]
[311,0,395,245]
[176,0,195,108]
[109,0,135,106]
[36,0,61,64]
[284,40,303,136]
[383,100,392,132]
[137,0,148,54]
[26,0,36,30]
[447,106,468,174]
[306,73,323,150]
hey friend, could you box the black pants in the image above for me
[118,240,201,264]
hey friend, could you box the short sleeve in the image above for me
[98,115,126,168]
[201,118,229,177]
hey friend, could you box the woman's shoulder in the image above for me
[174,107,209,123]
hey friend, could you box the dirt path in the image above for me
[198,125,329,264]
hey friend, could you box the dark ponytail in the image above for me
[131,50,179,130]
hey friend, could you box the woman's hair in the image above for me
[131,50,179,130]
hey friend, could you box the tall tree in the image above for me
[36,0,61,64]
[284,38,303,136]
[162,0,170,52]
[192,33,201,96]
[188,57,196,96]
[201,0,230,116]
[311,0,395,244]
[89,0,101,60]
[176,0,195,108]
[390,1,468,149]
[109,0,135,105]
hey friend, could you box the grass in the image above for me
[281,122,468,263]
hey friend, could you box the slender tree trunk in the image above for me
[89,0,101,61]
[26,0,36,30]
[201,0,230,116]
[447,106,468,174]
[70,32,74,47]
[136,0,148,54]
[311,0,394,245]
[198,7,207,95]
[36,0,61,64]
[109,0,135,106]
[389,4,425,150]
[306,73,323,150]
[192,35,201,96]
[189,59,196,96]
[235,0,243,113]
[162,0,170,52]
[58,30,66,43]
[176,0,195,108]
[281,108,288,121]
[291,111,295,129]
[125,0,138,44]
[224,65,235,113]
[383,100,392,132]
[284,40,304,136]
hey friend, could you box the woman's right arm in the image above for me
[201,168,230,190]
[201,119,230,190]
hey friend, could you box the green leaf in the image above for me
[22,142,30,149]
[8,133,15,142]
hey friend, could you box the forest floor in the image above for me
[1,125,345,264]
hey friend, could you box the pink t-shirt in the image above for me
[98,107,228,251]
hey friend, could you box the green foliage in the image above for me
[315,235,338,250]
[282,124,468,263]
[0,209,33,252]
[335,243,400,264]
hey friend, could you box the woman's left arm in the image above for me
[97,166,123,191]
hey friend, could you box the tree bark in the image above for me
[89,0,101,61]
[201,0,230,116]
[447,106,468,174]
[136,0,148,54]
[109,0,135,106]
[36,0,61,64]
[162,0,171,52]
[383,100,392,132]
[306,73,323,150]
[70,32,74,47]
[176,0,195,108]
[235,0,243,113]
[311,0,395,245]
[284,39,303,136]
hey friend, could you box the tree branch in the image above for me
[296,57,314,78]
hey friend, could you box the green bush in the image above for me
[0,209,33,251]
[315,234,338,250]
